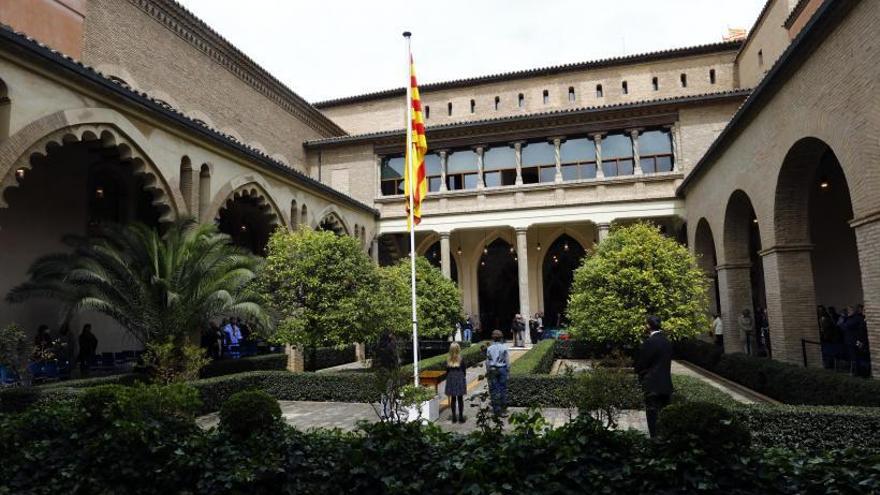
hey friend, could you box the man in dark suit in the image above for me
[634,315,674,438]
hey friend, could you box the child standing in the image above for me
[445,342,467,423]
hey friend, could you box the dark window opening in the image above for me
[380,155,405,196]
[447,102,452,116]
[680,73,687,87]
[758,49,764,67]
[709,69,716,84]
[425,105,430,119]
[622,81,628,95]
[518,93,525,108]
[568,87,575,102]
[470,99,476,113]
[494,96,500,111]
[652,77,659,91]
[638,129,675,174]
[542,90,549,104]
[596,84,603,98]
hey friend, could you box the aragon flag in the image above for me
[404,54,428,229]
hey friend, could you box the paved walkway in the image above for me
[196,346,768,434]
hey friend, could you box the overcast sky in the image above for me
[176,0,766,103]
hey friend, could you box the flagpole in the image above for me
[403,31,420,388]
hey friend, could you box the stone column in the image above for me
[438,150,449,192]
[440,232,452,279]
[513,141,524,186]
[375,154,383,197]
[515,227,532,345]
[475,146,485,189]
[853,213,880,376]
[371,238,379,265]
[760,245,819,365]
[597,223,611,242]
[285,344,304,372]
[591,133,605,180]
[630,129,643,176]
[552,137,563,183]
[716,262,753,355]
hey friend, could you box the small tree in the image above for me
[255,227,390,347]
[382,256,463,339]
[567,223,708,347]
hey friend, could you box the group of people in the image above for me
[453,312,548,346]
[818,304,869,376]
[200,317,251,360]
[31,323,99,375]
[711,308,771,357]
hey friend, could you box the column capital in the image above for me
[514,226,529,235]
[472,144,487,153]
[590,132,605,141]
[627,128,645,137]
[758,243,814,257]
[549,136,565,145]
[436,149,450,157]
[510,140,526,149]
[439,231,451,239]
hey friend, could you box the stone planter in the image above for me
[406,396,440,423]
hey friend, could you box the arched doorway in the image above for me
[216,189,278,254]
[0,127,173,352]
[477,238,519,336]
[425,241,459,284]
[542,234,585,328]
[694,218,721,317]
[773,137,864,370]
[722,190,766,355]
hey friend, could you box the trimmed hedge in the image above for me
[38,373,145,390]
[508,375,576,408]
[510,339,556,375]
[190,370,378,414]
[199,353,287,378]
[736,404,880,451]
[675,338,880,407]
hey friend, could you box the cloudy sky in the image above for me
[176,0,766,103]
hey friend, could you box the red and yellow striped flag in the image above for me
[404,54,428,229]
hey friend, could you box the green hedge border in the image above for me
[510,339,556,375]
[400,341,482,375]
[199,353,287,378]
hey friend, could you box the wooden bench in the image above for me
[418,370,447,393]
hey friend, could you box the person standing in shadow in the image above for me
[634,315,673,438]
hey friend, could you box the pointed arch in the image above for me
[316,205,351,236]
[208,174,285,226]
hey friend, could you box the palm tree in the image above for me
[6,218,268,346]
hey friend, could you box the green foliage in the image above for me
[675,338,880,406]
[567,223,709,346]
[400,384,435,409]
[0,323,30,378]
[510,339,556,375]
[737,404,880,451]
[218,389,282,437]
[381,256,463,339]
[145,339,210,384]
[305,344,357,371]
[6,219,266,345]
[670,374,739,409]
[190,370,379,414]
[507,375,577,408]
[7,402,880,493]
[657,401,751,457]
[575,368,643,428]
[199,353,288,378]
[254,227,387,347]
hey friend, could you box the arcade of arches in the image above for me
[692,138,870,368]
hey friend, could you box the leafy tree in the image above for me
[255,227,390,347]
[381,256,463,339]
[0,323,31,382]
[6,219,266,346]
[567,223,708,347]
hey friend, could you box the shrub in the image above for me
[670,374,739,408]
[38,372,144,389]
[191,370,379,414]
[575,368,644,428]
[219,390,282,437]
[0,323,30,381]
[145,340,210,384]
[567,223,709,346]
[737,404,880,451]
[507,375,577,408]
[199,353,287,378]
[0,387,40,414]
[657,401,750,457]
[510,339,556,375]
